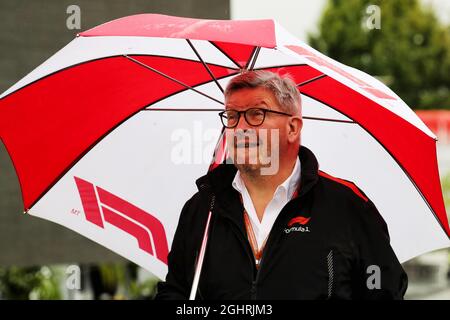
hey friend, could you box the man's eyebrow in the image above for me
[225,100,269,109]
[225,98,269,109]
[255,100,269,106]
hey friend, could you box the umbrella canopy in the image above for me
[0,14,448,280]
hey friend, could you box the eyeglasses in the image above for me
[218,108,292,128]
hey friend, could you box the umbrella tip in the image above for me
[23,209,29,215]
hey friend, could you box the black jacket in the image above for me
[155,146,408,300]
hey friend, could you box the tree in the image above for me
[308,0,450,109]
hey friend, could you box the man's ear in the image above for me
[288,117,302,142]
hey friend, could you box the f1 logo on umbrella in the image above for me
[74,176,169,265]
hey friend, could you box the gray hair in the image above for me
[224,70,302,116]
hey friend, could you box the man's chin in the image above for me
[235,163,261,176]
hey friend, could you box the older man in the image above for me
[155,71,407,300]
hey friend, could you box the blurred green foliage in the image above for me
[129,278,158,300]
[0,266,61,299]
[90,263,157,300]
[0,263,158,300]
[309,0,450,109]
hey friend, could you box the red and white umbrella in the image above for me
[0,14,448,280]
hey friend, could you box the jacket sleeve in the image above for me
[352,199,408,300]
[154,195,198,300]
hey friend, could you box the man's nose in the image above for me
[235,113,251,130]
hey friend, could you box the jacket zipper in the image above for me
[327,250,334,299]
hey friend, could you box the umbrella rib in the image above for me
[244,46,258,70]
[24,71,240,211]
[186,40,224,93]
[209,126,227,169]
[209,41,242,69]
[0,54,238,101]
[248,47,261,71]
[303,116,355,124]
[142,110,353,125]
[301,91,449,238]
[297,74,327,87]
[123,55,224,105]
[253,63,308,70]
[143,108,223,112]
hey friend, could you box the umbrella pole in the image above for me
[189,209,213,300]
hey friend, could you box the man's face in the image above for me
[224,87,297,175]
